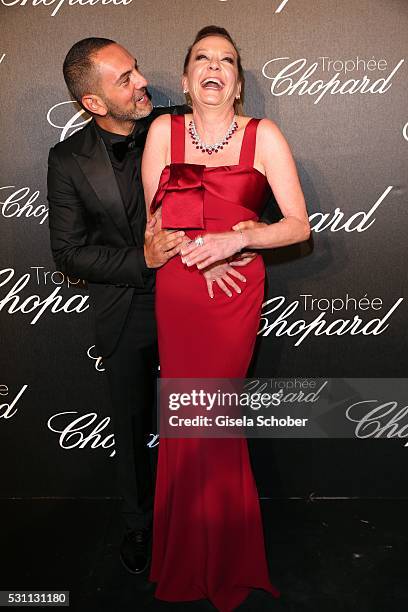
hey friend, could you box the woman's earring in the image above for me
[183,89,188,94]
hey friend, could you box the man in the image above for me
[47,38,256,576]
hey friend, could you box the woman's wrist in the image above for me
[235,228,250,251]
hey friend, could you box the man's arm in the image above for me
[48,147,150,287]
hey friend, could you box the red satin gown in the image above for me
[149,115,280,611]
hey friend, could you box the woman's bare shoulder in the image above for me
[147,112,172,136]
[145,113,172,159]
[257,117,291,153]
[257,117,283,137]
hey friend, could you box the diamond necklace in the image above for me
[188,115,238,155]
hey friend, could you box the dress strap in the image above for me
[239,118,260,167]
[171,114,185,163]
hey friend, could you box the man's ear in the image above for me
[81,93,107,117]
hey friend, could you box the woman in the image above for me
[142,26,310,611]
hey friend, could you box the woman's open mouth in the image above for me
[201,78,224,90]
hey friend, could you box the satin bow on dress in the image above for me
[151,163,205,229]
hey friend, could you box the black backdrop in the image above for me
[1,0,407,500]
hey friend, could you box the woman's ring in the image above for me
[195,235,204,247]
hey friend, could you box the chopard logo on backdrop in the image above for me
[262,56,405,104]
[87,345,105,372]
[259,293,404,345]
[47,412,116,456]
[0,267,89,325]
[47,99,174,141]
[1,0,132,18]
[219,0,290,11]
[0,384,28,420]
[1,186,49,225]
[310,186,392,234]
[47,101,91,142]
[47,412,159,457]
[346,398,408,446]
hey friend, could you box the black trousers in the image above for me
[103,292,158,532]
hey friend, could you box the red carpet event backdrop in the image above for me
[1,0,407,498]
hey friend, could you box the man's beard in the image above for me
[103,90,153,122]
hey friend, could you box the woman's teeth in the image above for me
[202,79,223,89]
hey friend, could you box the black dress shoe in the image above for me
[119,527,152,574]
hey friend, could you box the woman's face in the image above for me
[182,36,241,111]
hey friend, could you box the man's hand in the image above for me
[202,260,247,299]
[144,215,185,268]
[148,208,162,234]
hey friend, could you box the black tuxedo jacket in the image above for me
[47,106,190,357]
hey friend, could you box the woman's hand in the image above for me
[181,231,245,269]
[202,260,247,299]
[227,220,268,266]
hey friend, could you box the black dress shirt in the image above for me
[96,119,155,293]
[95,106,191,295]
